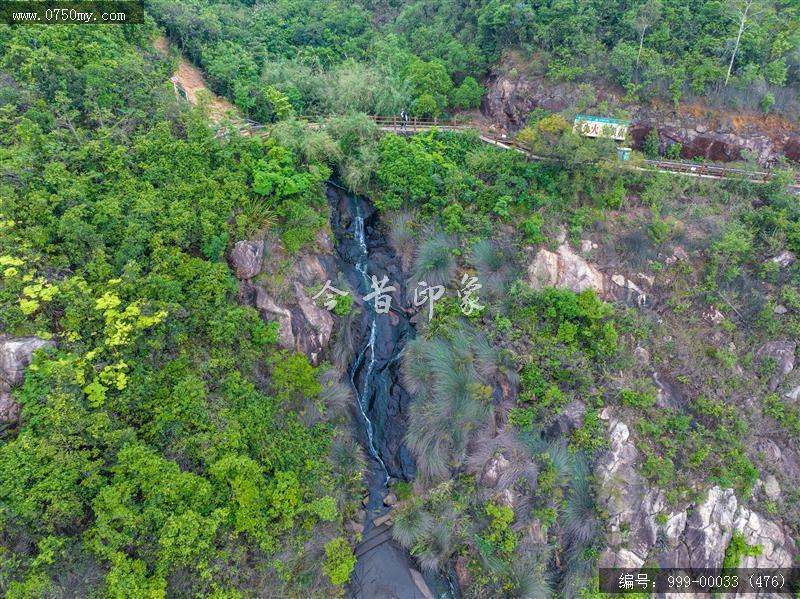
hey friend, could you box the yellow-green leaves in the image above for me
[16,277,58,316]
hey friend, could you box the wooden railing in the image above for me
[238,114,800,189]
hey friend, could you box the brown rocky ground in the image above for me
[482,51,800,166]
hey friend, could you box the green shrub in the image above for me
[620,387,657,408]
[323,537,357,586]
[643,128,660,158]
[722,531,762,568]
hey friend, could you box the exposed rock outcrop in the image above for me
[596,418,666,568]
[733,507,795,569]
[292,282,334,365]
[596,413,797,574]
[0,336,55,424]
[483,66,800,166]
[231,237,337,366]
[528,242,647,306]
[229,240,263,280]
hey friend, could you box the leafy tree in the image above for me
[405,57,453,113]
[450,76,484,110]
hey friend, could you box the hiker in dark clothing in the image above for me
[400,109,409,129]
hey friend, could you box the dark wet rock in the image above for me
[785,137,800,162]
[547,399,585,437]
[229,239,263,280]
[755,341,796,391]
[653,370,686,410]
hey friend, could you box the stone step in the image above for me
[355,526,393,558]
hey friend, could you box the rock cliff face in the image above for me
[0,336,55,424]
[482,66,800,166]
[596,412,797,578]
[527,238,648,306]
[230,234,337,366]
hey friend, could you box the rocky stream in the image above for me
[328,184,455,599]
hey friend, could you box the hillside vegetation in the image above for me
[150,0,800,118]
[1,3,799,598]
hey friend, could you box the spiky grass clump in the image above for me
[409,231,457,290]
[402,334,491,484]
[469,239,517,296]
[561,455,600,597]
[392,499,434,548]
[387,211,417,271]
[318,374,354,421]
[415,522,455,573]
[507,546,554,599]
[329,433,367,510]
[331,309,359,375]
[472,333,520,386]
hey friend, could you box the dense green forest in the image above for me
[0,26,365,597]
[1,1,800,598]
[150,0,800,119]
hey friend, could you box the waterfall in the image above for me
[327,184,455,599]
[349,199,389,483]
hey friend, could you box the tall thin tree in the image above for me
[725,0,766,86]
[633,0,662,68]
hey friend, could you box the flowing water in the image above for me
[349,199,390,486]
[328,183,454,598]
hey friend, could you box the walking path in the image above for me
[156,34,799,189]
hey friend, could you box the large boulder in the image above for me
[528,243,647,305]
[528,244,605,295]
[755,341,796,391]
[291,282,334,366]
[0,336,55,424]
[229,240,264,280]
